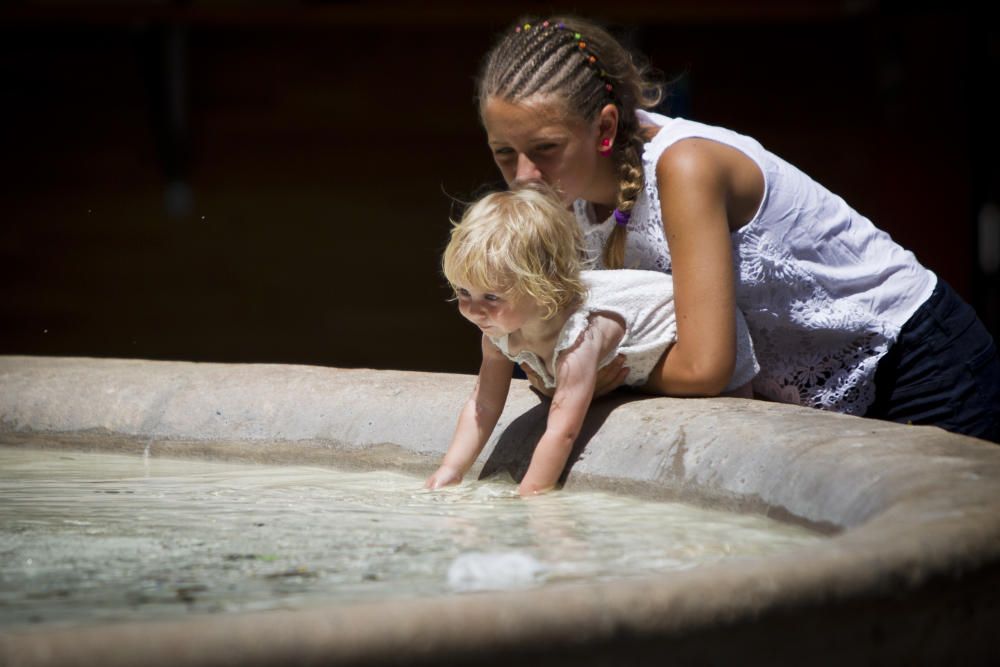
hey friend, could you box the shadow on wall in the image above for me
[1,2,996,372]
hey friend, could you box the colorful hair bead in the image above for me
[512,18,618,104]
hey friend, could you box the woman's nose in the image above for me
[515,154,542,183]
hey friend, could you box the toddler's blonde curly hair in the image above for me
[442,183,589,320]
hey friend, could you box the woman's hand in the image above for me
[424,464,464,490]
[520,355,628,399]
[519,362,555,397]
[593,354,628,396]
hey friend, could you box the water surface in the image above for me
[0,446,824,629]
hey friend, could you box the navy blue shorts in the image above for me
[865,279,1000,443]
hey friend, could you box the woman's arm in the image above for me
[519,315,623,496]
[643,138,762,397]
[425,335,514,489]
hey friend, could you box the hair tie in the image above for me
[613,208,631,227]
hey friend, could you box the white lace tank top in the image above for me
[490,270,758,392]
[573,111,936,415]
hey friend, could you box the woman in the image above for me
[472,16,1000,442]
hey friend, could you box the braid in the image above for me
[603,136,644,269]
[479,16,664,269]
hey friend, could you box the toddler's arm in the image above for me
[519,315,625,496]
[425,335,514,489]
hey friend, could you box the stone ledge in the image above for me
[2,355,998,666]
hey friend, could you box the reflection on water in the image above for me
[0,446,824,629]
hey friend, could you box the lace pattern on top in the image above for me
[733,228,893,413]
[574,193,672,273]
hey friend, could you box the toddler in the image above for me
[425,184,758,496]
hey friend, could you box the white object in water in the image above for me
[447,551,548,592]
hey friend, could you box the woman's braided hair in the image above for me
[478,16,664,269]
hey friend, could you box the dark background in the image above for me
[2,0,997,375]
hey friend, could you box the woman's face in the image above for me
[482,96,603,206]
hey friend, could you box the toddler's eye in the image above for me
[456,288,470,298]
[484,294,501,302]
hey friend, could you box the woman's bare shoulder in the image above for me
[655,138,763,231]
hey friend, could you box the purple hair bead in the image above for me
[613,208,631,227]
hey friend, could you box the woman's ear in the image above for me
[597,103,619,148]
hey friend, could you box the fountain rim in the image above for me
[1,355,998,666]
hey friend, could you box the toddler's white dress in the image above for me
[489,269,759,391]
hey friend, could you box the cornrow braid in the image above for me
[482,19,617,123]
[479,16,664,269]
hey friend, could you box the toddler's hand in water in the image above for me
[519,363,553,397]
[425,464,464,490]
[517,481,555,498]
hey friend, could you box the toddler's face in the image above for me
[482,96,600,206]
[454,285,541,337]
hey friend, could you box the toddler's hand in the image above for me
[517,480,556,498]
[425,464,464,490]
